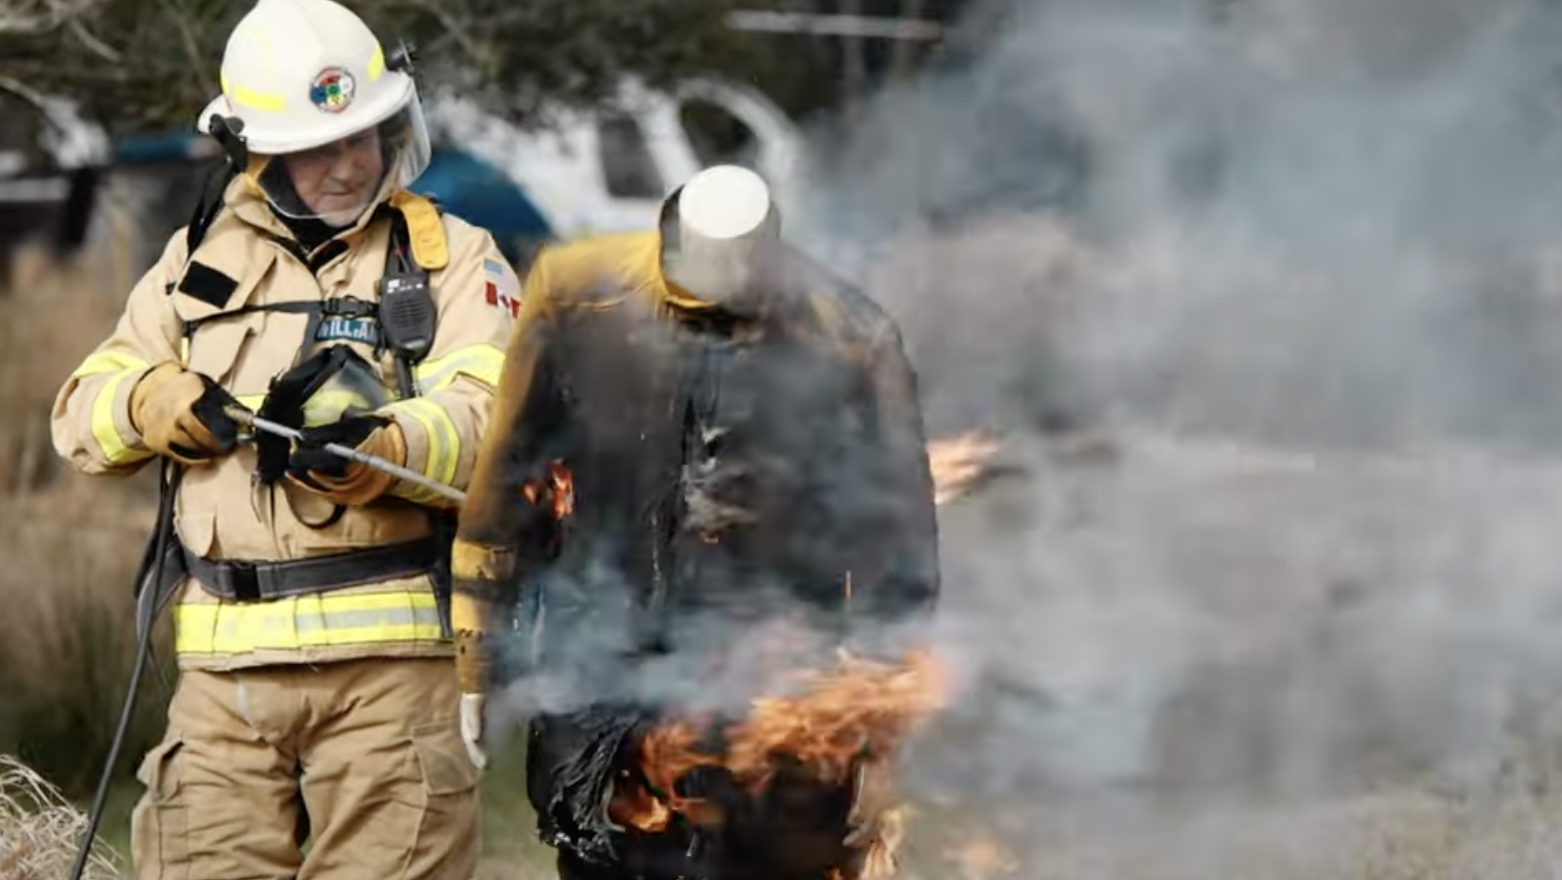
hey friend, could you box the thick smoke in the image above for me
[801,0,1562,452]
[776,0,1562,874]
[485,0,1562,873]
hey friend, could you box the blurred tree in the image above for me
[0,0,100,35]
[0,0,766,136]
[0,0,996,137]
[721,0,986,122]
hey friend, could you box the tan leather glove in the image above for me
[451,540,516,771]
[285,413,406,506]
[128,362,242,465]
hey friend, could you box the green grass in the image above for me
[474,732,559,880]
[81,781,139,873]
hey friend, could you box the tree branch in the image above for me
[0,0,834,135]
[0,0,104,35]
[66,16,120,63]
[157,0,216,95]
[0,71,50,114]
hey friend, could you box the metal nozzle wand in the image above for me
[225,406,467,505]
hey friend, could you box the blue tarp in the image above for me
[414,148,551,237]
[111,131,212,165]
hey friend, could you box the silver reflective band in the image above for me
[175,590,450,653]
[220,603,446,636]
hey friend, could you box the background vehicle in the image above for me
[0,75,810,282]
[425,76,810,239]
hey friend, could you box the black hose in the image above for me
[67,460,184,880]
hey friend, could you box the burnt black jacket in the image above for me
[452,229,939,871]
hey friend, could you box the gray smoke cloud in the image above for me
[800,0,1562,453]
[480,1,1562,873]
[774,0,1562,874]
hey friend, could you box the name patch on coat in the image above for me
[316,316,382,346]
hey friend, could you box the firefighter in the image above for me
[49,0,519,877]
[449,164,940,880]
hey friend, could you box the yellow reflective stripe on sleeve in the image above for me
[413,343,505,392]
[71,350,149,380]
[173,590,445,655]
[386,397,460,489]
[90,369,153,466]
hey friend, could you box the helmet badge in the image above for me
[309,67,356,113]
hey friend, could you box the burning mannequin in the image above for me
[451,165,942,880]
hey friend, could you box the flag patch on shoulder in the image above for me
[483,258,520,318]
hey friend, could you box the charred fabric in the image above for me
[450,173,972,880]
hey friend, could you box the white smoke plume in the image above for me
[805,0,1562,452]
[779,0,1562,874]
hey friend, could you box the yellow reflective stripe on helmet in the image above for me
[383,397,459,502]
[414,343,504,392]
[367,44,385,81]
[221,69,287,113]
[174,589,445,655]
[71,350,149,380]
[90,369,154,466]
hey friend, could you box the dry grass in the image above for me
[0,240,169,796]
[0,240,135,493]
[0,754,122,880]
[0,482,169,795]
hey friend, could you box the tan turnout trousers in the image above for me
[131,657,480,880]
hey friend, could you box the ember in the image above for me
[927,432,1001,505]
[521,459,575,519]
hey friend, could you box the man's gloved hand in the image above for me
[128,362,242,465]
[459,691,488,772]
[451,580,508,772]
[286,412,405,506]
[451,540,518,771]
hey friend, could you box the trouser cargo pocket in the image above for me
[130,736,189,880]
[388,719,480,880]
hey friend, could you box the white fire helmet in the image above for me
[194,0,431,225]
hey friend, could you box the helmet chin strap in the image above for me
[206,113,249,171]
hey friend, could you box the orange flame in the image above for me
[610,647,949,879]
[927,432,1001,506]
[521,459,575,519]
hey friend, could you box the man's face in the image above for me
[280,127,384,225]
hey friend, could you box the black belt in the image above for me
[183,537,442,602]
